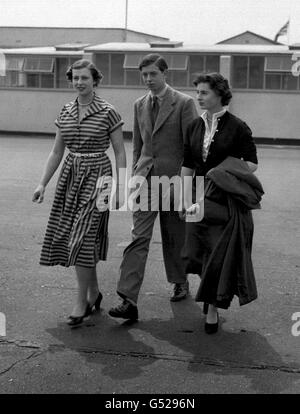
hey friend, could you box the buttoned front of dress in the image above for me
[201,108,227,161]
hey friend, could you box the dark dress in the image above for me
[181,111,260,309]
[40,94,123,268]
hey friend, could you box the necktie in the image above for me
[151,96,159,128]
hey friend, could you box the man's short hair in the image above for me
[138,54,168,72]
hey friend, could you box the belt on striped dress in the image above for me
[69,151,104,158]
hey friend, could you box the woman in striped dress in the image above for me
[32,59,126,326]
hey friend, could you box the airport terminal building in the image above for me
[0,27,299,142]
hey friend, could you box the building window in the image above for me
[24,57,54,72]
[111,54,125,85]
[23,57,55,88]
[189,55,219,86]
[95,53,110,85]
[168,70,188,87]
[41,73,54,88]
[189,55,204,86]
[232,56,248,88]
[0,56,25,87]
[265,56,292,71]
[56,58,69,88]
[232,54,299,91]
[282,73,298,90]
[55,57,78,88]
[123,54,143,85]
[249,56,264,89]
[232,55,266,89]
[27,73,40,88]
[0,55,84,89]
[165,54,188,70]
[6,57,25,71]
[125,69,142,86]
[123,54,143,69]
[93,52,220,89]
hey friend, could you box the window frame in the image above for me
[232,54,300,92]
[23,57,55,73]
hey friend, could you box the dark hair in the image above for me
[193,72,232,106]
[66,59,103,86]
[138,53,168,72]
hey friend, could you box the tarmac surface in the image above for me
[0,136,299,395]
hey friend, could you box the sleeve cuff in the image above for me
[109,120,124,133]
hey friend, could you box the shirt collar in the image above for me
[150,84,169,102]
[201,107,227,122]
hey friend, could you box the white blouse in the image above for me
[201,108,227,161]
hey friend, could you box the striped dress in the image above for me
[40,94,123,268]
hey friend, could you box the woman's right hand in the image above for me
[32,184,45,203]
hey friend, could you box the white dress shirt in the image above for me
[150,84,169,107]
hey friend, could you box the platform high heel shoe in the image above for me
[67,304,91,327]
[89,291,103,312]
[204,308,219,334]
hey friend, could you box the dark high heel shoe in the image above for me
[67,304,91,327]
[89,291,103,312]
[203,302,209,315]
[204,313,219,334]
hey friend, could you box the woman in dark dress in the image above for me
[181,73,263,334]
[32,59,126,326]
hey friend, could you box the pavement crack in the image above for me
[0,351,42,377]
[2,340,299,376]
[0,339,41,350]
[71,347,300,374]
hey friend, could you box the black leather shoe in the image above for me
[89,291,103,312]
[67,304,91,327]
[170,281,189,302]
[108,300,138,320]
[204,313,219,334]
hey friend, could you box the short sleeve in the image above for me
[107,107,124,133]
[54,105,66,129]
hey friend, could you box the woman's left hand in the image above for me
[185,202,204,222]
[32,184,45,203]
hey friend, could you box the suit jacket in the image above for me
[132,85,198,178]
[183,111,258,177]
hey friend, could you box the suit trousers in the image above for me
[117,208,187,304]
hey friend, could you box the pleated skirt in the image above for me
[40,152,112,268]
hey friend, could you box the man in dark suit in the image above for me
[109,54,198,320]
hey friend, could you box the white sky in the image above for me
[0,0,299,45]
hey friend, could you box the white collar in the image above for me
[150,84,169,100]
[201,108,227,122]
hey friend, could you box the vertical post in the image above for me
[124,0,128,42]
[220,55,231,81]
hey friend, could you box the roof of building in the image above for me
[2,42,296,56]
[0,26,169,40]
[84,42,292,55]
[217,30,282,45]
[2,47,84,56]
